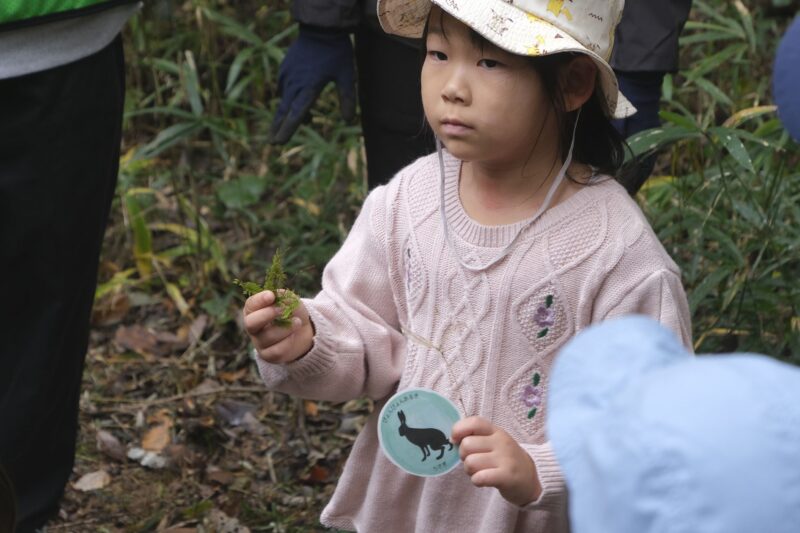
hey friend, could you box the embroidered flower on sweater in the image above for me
[522,372,543,419]
[535,295,555,338]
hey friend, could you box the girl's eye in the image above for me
[479,58,501,69]
[429,50,448,61]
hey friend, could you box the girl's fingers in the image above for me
[242,305,281,335]
[255,321,304,363]
[243,290,276,315]
[451,416,495,443]
[468,467,504,489]
[458,434,494,460]
[252,317,300,350]
[462,451,497,477]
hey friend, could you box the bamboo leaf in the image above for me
[626,126,701,159]
[732,1,756,52]
[95,268,137,300]
[660,111,699,130]
[137,121,204,158]
[704,226,746,267]
[178,197,229,279]
[686,43,746,81]
[694,77,734,108]
[689,267,732,313]
[125,194,152,280]
[710,127,755,173]
[217,175,267,209]
[182,50,204,116]
[201,7,263,45]
[225,48,254,94]
[165,282,190,316]
[723,106,778,128]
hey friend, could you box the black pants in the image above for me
[0,36,125,532]
[355,25,435,189]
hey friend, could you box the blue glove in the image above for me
[269,24,357,144]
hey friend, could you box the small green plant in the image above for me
[234,249,300,327]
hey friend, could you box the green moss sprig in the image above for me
[234,249,300,327]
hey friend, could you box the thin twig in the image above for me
[265,451,278,484]
[90,385,266,410]
[181,330,223,362]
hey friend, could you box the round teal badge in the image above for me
[378,388,461,477]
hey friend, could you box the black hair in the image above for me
[421,10,628,181]
[527,53,627,179]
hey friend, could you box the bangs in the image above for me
[424,6,493,53]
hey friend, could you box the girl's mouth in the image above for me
[440,118,473,136]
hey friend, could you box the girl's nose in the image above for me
[441,69,470,105]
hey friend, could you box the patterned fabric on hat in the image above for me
[377,0,636,118]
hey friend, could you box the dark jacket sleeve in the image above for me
[291,0,366,30]
[611,0,693,72]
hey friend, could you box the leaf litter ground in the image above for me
[47,296,371,532]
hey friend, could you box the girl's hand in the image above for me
[243,290,314,364]
[451,416,542,507]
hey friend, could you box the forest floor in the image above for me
[47,298,368,532]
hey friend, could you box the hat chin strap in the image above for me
[437,108,581,272]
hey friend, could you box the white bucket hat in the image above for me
[377,0,636,119]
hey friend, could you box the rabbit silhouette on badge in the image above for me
[397,410,454,461]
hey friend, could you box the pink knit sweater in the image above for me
[257,151,692,532]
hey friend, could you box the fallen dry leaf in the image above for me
[91,291,130,326]
[96,429,127,462]
[114,324,193,357]
[154,330,190,351]
[304,400,319,417]
[142,413,173,452]
[240,412,266,436]
[147,408,175,426]
[205,465,235,486]
[73,470,111,492]
[114,324,159,358]
[206,509,250,533]
[304,465,330,484]
[190,378,221,396]
[215,400,256,426]
[188,314,208,344]
[218,368,247,383]
[142,425,171,452]
[164,444,199,468]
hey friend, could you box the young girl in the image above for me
[244,0,692,531]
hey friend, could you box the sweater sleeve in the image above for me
[596,268,693,350]
[519,442,567,512]
[256,186,405,403]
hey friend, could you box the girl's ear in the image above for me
[561,56,598,112]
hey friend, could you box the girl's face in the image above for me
[421,8,558,168]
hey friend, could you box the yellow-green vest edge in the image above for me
[0,0,140,32]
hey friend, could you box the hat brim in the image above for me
[377,0,636,119]
[545,316,691,472]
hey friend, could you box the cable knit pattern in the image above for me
[256,150,692,533]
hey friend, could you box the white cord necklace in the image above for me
[437,109,582,272]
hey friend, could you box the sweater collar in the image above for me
[440,149,615,249]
